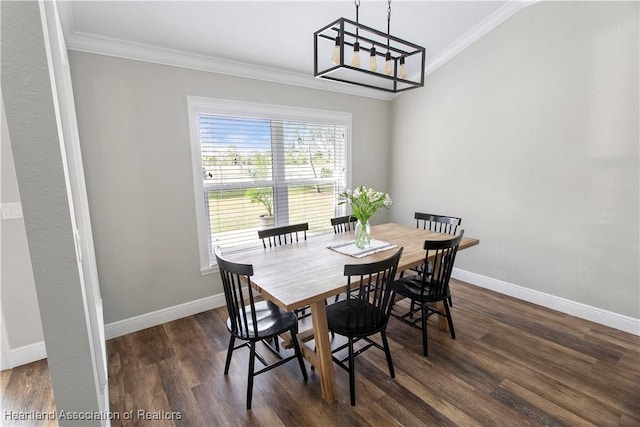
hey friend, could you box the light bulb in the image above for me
[384,52,392,76]
[399,57,407,79]
[351,42,361,67]
[369,46,377,72]
[332,36,341,65]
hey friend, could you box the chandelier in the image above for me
[314,0,425,93]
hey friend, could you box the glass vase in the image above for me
[355,219,371,249]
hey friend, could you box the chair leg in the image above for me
[224,336,235,374]
[348,337,356,406]
[380,329,395,378]
[444,300,456,340]
[421,303,429,357]
[290,327,308,381]
[448,295,453,307]
[247,341,256,410]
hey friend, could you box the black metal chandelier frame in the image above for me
[314,2,426,93]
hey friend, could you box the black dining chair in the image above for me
[412,212,462,307]
[215,247,308,409]
[415,212,462,235]
[330,215,357,234]
[392,231,464,357]
[326,248,403,406]
[257,222,308,248]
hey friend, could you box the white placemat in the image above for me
[328,239,397,258]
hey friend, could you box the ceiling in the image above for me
[57,1,530,99]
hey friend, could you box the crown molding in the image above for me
[62,1,535,101]
[425,1,532,76]
[64,32,395,101]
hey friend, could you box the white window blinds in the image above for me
[190,99,349,266]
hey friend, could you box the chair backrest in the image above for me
[257,222,309,248]
[418,231,465,300]
[415,212,462,235]
[343,248,403,333]
[214,247,259,338]
[331,215,357,234]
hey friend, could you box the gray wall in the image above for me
[2,1,103,420]
[69,53,391,323]
[1,100,45,350]
[390,1,639,318]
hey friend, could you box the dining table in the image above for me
[222,222,479,404]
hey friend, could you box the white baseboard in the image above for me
[3,292,228,369]
[452,268,640,336]
[104,293,227,340]
[9,341,47,368]
[1,312,14,370]
[7,274,639,369]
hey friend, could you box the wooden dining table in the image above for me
[223,222,479,404]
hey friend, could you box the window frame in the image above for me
[188,96,352,275]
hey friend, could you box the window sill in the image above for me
[200,265,219,276]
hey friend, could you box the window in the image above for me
[188,97,351,273]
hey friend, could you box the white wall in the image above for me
[390,1,639,319]
[68,52,391,324]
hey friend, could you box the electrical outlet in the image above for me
[1,202,23,220]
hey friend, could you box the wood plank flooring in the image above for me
[2,279,639,426]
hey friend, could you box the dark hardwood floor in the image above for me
[2,279,639,426]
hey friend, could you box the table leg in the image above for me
[436,301,449,331]
[309,300,337,404]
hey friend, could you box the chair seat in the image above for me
[327,299,386,336]
[227,300,298,340]
[394,275,450,303]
